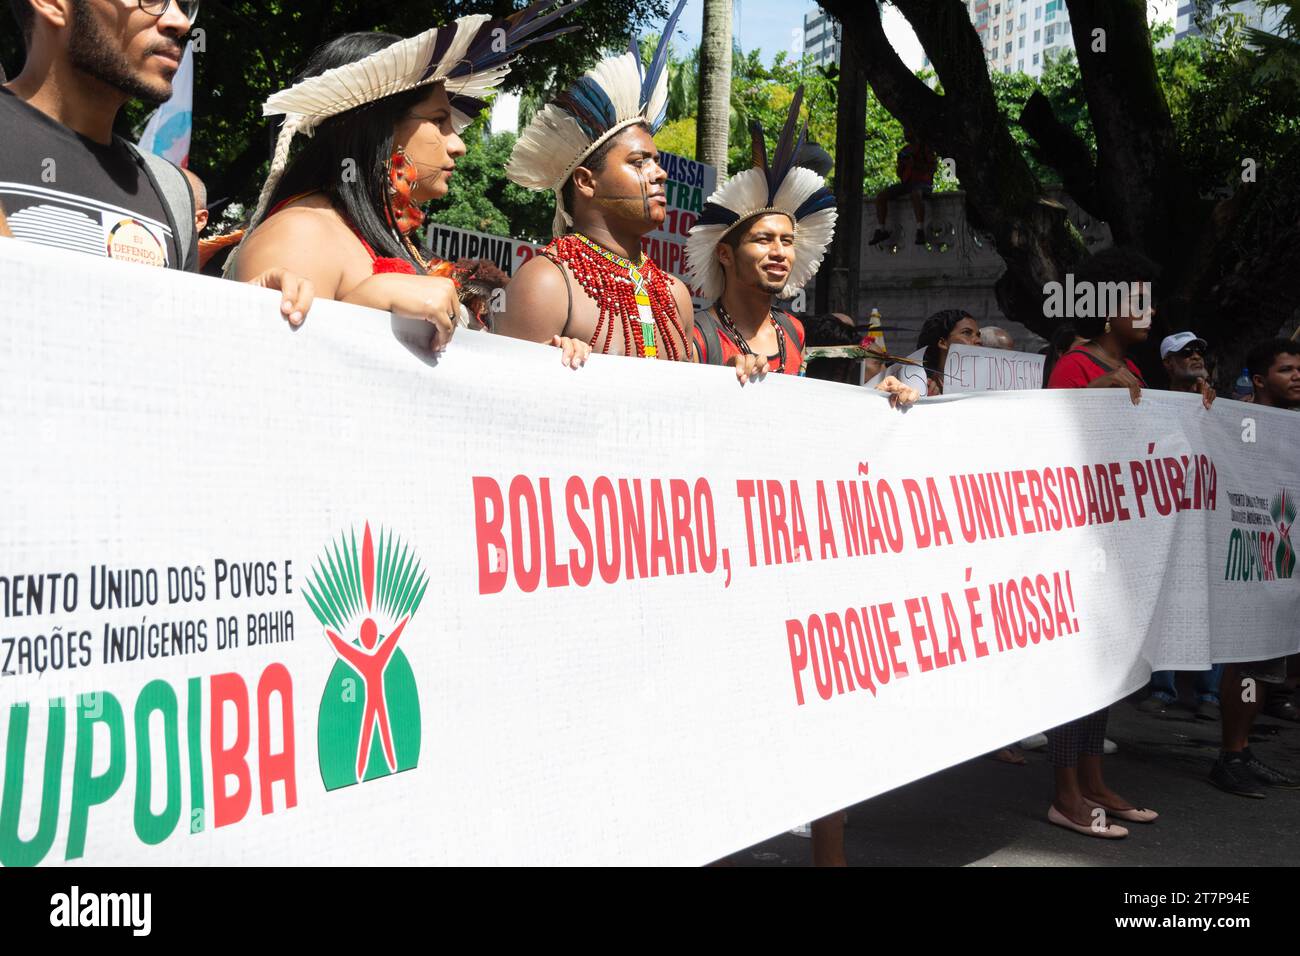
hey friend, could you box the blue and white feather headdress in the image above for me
[686,87,838,302]
[247,1,586,229]
[506,0,686,238]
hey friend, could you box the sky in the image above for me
[672,0,926,70]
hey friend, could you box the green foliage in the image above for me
[728,49,838,176]
[655,116,698,159]
[862,92,906,195]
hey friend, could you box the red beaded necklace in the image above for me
[546,232,686,360]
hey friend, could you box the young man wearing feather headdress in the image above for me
[685,88,920,403]
[495,1,698,366]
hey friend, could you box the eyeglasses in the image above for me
[138,0,200,23]
[1176,346,1206,357]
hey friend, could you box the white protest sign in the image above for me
[945,343,1046,392]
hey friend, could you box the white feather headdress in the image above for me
[685,87,838,302]
[506,0,685,238]
[245,1,586,231]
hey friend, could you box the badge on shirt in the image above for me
[105,216,168,267]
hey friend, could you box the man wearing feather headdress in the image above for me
[494,0,696,363]
[685,88,919,402]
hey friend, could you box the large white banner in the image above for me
[1,242,1297,867]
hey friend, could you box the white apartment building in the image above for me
[965,0,1074,79]
[1175,1,1284,38]
[803,8,842,67]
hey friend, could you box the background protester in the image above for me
[497,3,694,363]
[2,0,313,321]
[2,0,197,269]
[868,126,937,247]
[452,257,510,330]
[1045,247,1156,402]
[1159,330,1216,408]
[1138,331,1222,720]
[801,313,866,384]
[1041,321,1084,386]
[1210,338,1300,797]
[916,308,979,395]
[1042,247,1161,839]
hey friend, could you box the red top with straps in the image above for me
[692,309,805,375]
[1047,347,1146,389]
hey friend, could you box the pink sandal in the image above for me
[1047,804,1129,839]
[1084,799,1159,824]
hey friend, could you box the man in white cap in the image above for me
[1160,331,1216,405]
[1136,332,1220,719]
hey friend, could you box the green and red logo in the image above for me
[1272,489,1296,579]
[303,523,428,790]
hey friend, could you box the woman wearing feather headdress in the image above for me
[494,0,696,363]
[233,3,590,363]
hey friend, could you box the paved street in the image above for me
[739,690,1300,866]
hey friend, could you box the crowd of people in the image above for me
[2,0,1297,865]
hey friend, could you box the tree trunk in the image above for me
[1064,0,1204,258]
[696,0,733,174]
[821,0,1086,335]
[817,34,866,317]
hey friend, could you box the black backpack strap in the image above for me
[693,307,721,365]
[539,250,573,332]
[772,310,804,350]
[1063,347,1115,375]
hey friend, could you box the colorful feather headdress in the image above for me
[505,0,686,238]
[686,87,838,302]
[246,1,586,230]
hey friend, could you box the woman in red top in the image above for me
[234,17,589,366]
[1043,247,1159,839]
[1046,253,1151,402]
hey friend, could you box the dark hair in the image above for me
[802,313,862,383]
[917,308,973,379]
[9,0,33,46]
[1041,320,1079,386]
[264,33,433,270]
[1245,338,1300,383]
[1068,246,1160,339]
[559,122,650,222]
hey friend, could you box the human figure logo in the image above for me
[304,523,429,790]
[1271,489,1296,579]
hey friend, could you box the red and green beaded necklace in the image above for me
[547,232,685,360]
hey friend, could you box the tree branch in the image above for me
[818,1,945,141]
[1017,90,1103,219]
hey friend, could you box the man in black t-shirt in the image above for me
[2,0,313,323]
